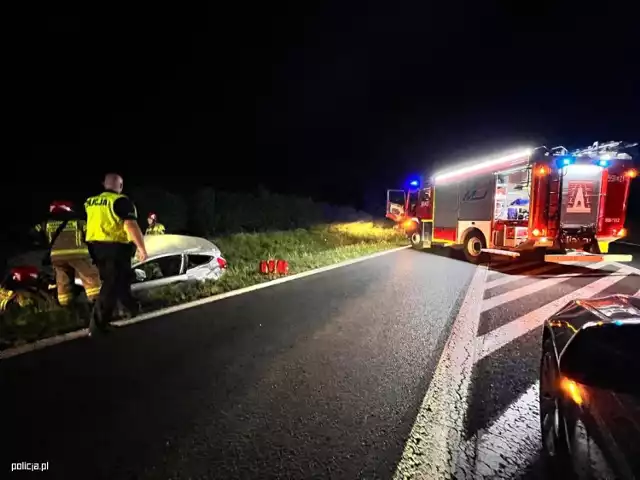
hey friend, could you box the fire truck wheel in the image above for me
[463,230,486,263]
[410,229,422,249]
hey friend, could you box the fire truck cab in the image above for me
[386,141,637,263]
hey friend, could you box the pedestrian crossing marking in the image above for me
[481,262,608,312]
[484,263,558,290]
[476,265,636,362]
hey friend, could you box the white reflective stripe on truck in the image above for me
[545,254,632,263]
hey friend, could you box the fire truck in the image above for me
[386,141,637,263]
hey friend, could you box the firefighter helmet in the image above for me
[49,200,74,213]
[148,212,157,221]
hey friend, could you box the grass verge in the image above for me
[0,222,407,350]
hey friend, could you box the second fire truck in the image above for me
[386,141,637,263]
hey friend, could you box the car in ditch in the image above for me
[75,234,228,297]
[539,294,640,479]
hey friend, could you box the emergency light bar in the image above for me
[433,148,532,184]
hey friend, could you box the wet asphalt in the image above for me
[1,249,477,479]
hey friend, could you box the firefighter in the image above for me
[85,173,148,335]
[145,212,165,235]
[35,200,101,307]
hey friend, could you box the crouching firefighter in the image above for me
[35,201,102,307]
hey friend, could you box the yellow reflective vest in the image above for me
[145,222,165,235]
[85,191,136,243]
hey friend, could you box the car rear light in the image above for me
[216,257,228,269]
[614,228,627,238]
[532,228,546,237]
[625,168,638,179]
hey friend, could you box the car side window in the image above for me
[187,254,213,270]
[135,255,183,282]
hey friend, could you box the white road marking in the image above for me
[476,266,636,361]
[457,382,540,479]
[481,262,607,311]
[0,245,410,361]
[393,265,488,480]
[484,264,558,290]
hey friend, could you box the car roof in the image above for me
[547,294,640,331]
[142,234,219,260]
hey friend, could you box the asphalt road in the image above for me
[2,243,639,479]
[453,241,640,479]
[1,248,477,479]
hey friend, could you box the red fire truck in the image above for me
[386,141,637,263]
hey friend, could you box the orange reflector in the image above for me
[560,377,584,406]
[626,169,638,179]
[537,166,548,176]
[616,228,627,237]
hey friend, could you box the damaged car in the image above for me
[76,234,227,296]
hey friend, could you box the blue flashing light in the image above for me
[614,320,624,326]
[556,156,576,168]
[409,180,419,187]
[598,159,610,167]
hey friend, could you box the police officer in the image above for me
[85,173,147,335]
[145,212,166,235]
[35,201,101,307]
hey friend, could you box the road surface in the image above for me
[1,243,639,479]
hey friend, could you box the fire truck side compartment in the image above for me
[458,174,496,222]
[433,181,459,241]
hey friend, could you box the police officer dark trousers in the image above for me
[85,173,148,335]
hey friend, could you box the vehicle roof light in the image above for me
[433,148,532,183]
[409,180,419,187]
[598,159,610,167]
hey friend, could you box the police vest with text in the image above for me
[85,192,136,243]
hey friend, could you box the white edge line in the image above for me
[393,264,488,479]
[0,245,410,360]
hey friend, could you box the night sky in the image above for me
[8,2,640,226]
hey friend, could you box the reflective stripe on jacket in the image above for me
[34,220,90,259]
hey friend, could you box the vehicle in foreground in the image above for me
[387,140,637,263]
[540,294,640,479]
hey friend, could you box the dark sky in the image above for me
[8,2,640,222]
